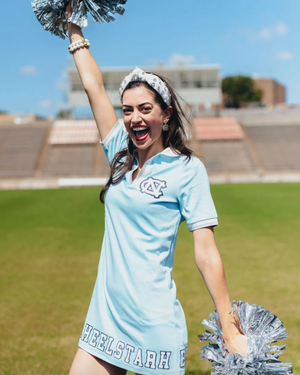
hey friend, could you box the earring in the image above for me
[162,121,169,131]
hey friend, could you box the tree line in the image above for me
[222,76,262,108]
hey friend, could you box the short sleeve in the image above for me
[178,158,218,232]
[100,119,128,164]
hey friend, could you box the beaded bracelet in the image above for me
[68,39,91,54]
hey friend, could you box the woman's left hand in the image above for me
[224,332,248,357]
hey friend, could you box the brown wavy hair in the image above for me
[100,73,192,203]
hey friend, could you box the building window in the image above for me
[71,83,84,91]
[179,72,189,88]
[181,81,189,88]
[206,81,218,88]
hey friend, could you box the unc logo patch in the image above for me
[140,177,167,198]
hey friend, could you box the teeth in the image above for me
[132,127,148,131]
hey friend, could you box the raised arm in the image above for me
[193,227,247,356]
[66,3,118,140]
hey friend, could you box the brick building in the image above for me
[253,78,286,107]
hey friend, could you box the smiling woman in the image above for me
[99,72,193,201]
[64,1,247,374]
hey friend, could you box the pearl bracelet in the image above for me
[68,39,91,54]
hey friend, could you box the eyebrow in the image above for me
[122,102,152,108]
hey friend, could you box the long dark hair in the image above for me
[100,73,193,203]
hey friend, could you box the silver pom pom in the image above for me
[31,0,127,39]
[199,301,293,375]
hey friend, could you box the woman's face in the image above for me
[122,86,171,153]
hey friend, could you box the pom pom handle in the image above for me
[199,301,293,375]
[32,0,127,39]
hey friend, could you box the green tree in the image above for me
[56,109,72,119]
[222,75,262,108]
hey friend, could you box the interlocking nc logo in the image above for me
[140,177,167,198]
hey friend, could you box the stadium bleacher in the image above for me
[199,140,256,173]
[244,125,300,172]
[42,145,97,176]
[0,112,299,189]
[42,119,103,177]
[0,125,49,177]
[193,117,257,174]
[193,117,244,140]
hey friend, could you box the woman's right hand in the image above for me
[66,1,72,18]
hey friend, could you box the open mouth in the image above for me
[131,126,149,141]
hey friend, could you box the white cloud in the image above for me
[39,100,53,109]
[275,22,288,36]
[19,65,38,76]
[57,79,68,93]
[258,27,272,40]
[276,51,294,60]
[56,68,69,93]
[249,22,288,41]
[169,53,196,66]
[199,54,210,63]
[222,33,233,41]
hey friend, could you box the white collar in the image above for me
[133,147,179,160]
[160,147,179,157]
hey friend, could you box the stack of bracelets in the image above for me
[68,38,91,54]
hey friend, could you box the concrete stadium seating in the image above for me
[1,117,299,182]
[192,117,256,174]
[42,145,96,176]
[245,125,300,171]
[96,146,111,177]
[199,140,256,173]
[0,126,49,177]
[193,117,244,140]
[40,119,112,177]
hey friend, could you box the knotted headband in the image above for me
[119,67,172,106]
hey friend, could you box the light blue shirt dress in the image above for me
[78,120,218,374]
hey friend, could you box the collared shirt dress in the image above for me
[78,120,218,374]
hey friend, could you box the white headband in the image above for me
[119,67,172,106]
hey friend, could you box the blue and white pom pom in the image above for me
[31,0,127,39]
[199,301,293,375]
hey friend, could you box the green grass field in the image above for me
[0,183,299,375]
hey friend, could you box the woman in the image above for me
[66,3,247,375]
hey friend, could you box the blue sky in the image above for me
[1,0,300,117]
